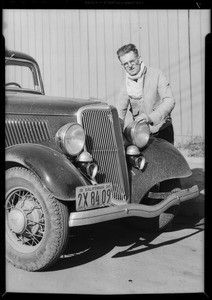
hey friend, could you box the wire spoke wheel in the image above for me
[6,188,45,253]
[6,167,69,271]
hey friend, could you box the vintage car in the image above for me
[5,49,199,272]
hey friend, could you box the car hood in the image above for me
[6,92,105,116]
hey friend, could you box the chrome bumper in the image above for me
[69,185,199,227]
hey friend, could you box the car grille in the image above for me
[5,118,51,147]
[78,105,130,202]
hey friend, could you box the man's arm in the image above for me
[148,71,175,125]
[115,84,130,127]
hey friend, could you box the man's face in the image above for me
[119,51,141,76]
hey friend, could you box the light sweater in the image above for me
[116,66,175,134]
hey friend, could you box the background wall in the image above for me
[3,9,210,142]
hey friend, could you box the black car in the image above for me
[5,49,199,271]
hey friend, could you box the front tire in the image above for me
[6,167,69,271]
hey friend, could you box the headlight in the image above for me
[124,120,150,148]
[55,123,85,156]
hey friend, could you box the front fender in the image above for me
[130,137,192,203]
[6,143,88,201]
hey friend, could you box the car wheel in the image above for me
[6,167,69,271]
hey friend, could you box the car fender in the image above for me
[6,143,89,201]
[129,137,192,203]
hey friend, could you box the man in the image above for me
[116,43,175,144]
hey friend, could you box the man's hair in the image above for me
[116,44,139,59]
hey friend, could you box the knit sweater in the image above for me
[115,66,175,134]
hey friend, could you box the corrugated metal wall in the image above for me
[3,9,210,142]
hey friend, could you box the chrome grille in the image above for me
[79,106,129,201]
[5,118,51,147]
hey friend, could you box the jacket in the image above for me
[115,66,175,134]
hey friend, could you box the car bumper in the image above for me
[69,185,199,227]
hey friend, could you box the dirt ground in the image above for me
[4,155,205,295]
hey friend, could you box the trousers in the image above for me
[151,123,174,144]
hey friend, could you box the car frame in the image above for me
[5,49,199,271]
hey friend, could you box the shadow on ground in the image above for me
[48,214,204,272]
[47,166,204,272]
[180,167,204,217]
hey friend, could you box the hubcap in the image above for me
[6,187,45,251]
[8,208,27,234]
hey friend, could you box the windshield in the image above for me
[5,59,42,94]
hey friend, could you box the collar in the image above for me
[126,62,146,81]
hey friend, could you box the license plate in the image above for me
[76,183,112,211]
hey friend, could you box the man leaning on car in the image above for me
[116,43,175,144]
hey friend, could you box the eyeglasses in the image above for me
[121,56,140,69]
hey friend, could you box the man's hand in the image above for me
[135,113,153,125]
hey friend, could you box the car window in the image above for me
[5,63,37,91]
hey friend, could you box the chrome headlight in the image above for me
[124,120,150,148]
[55,123,85,156]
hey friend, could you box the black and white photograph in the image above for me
[3,5,208,295]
